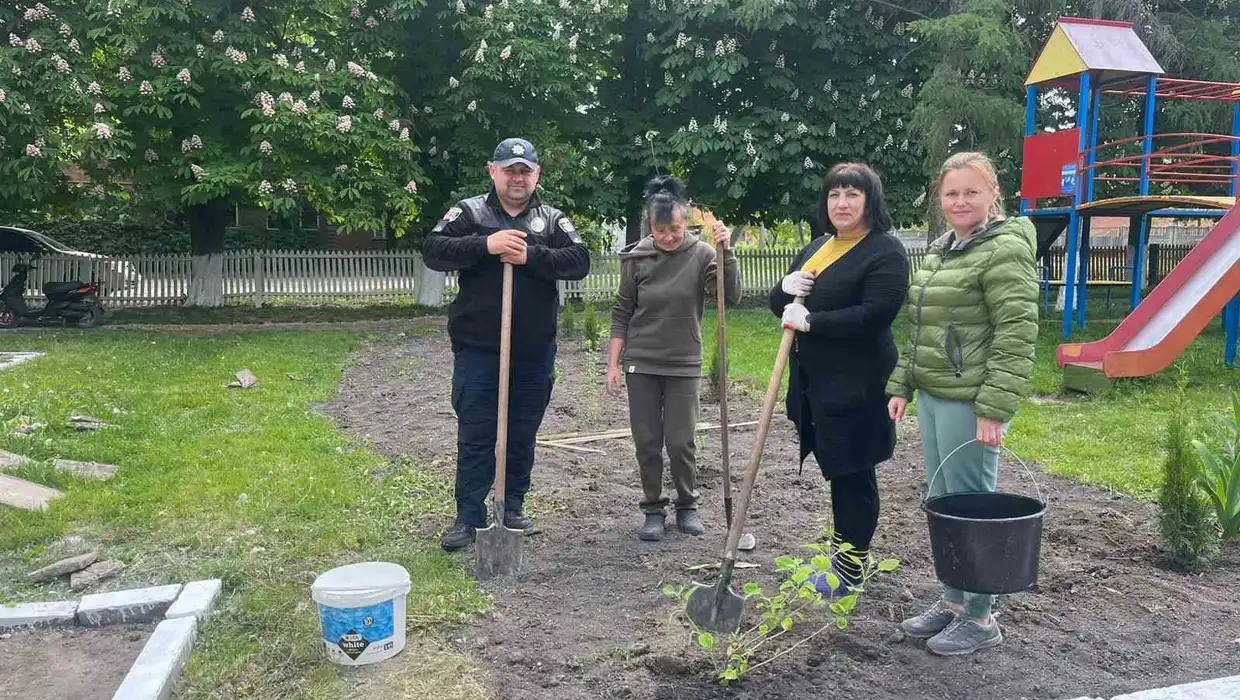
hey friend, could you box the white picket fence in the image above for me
[0,248,813,308]
[8,236,1195,309]
[1,250,425,308]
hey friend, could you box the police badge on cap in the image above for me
[492,138,540,169]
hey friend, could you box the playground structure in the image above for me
[1019,17,1240,390]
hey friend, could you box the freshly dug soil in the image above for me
[0,624,152,700]
[329,328,1240,700]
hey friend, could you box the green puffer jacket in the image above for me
[885,216,1039,422]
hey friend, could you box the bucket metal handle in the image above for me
[924,439,1044,505]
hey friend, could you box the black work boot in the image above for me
[440,520,476,552]
[638,512,666,541]
[503,511,532,531]
[676,508,704,535]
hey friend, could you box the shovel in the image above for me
[475,262,523,581]
[685,296,804,633]
[707,217,754,552]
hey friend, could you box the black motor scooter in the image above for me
[0,261,104,328]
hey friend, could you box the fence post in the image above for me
[252,251,264,307]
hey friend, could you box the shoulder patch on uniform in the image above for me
[558,216,583,243]
[443,206,463,222]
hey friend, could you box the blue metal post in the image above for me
[1225,293,1239,368]
[1063,72,1092,339]
[1231,103,1240,197]
[1086,85,1102,203]
[1022,85,1037,215]
[1142,75,1158,196]
[1131,75,1159,311]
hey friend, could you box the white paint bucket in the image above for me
[311,562,411,666]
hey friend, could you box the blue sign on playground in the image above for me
[1060,165,1077,195]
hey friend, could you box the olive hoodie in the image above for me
[610,233,741,377]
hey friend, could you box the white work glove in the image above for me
[782,302,811,332]
[781,270,814,298]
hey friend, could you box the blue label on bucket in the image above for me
[320,600,394,660]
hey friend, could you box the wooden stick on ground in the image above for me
[685,561,760,572]
[536,441,607,455]
[539,420,760,446]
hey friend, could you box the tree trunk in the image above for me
[186,200,231,307]
[925,182,946,246]
[415,257,446,307]
[620,0,651,246]
[797,220,805,246]
[759,222,767,249]
[625,173,646,245]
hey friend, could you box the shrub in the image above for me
[560,303,578,337]
[665,541,898,685]
[1159,388,1218,570]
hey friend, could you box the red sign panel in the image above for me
[1021,129,1082,201]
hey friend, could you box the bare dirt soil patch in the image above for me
[0,624,153,700]
[328,328,1240,700]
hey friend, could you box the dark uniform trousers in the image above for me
[451,343,556,526]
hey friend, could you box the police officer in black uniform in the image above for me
[423,137,591,551]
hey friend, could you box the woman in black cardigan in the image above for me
[769,162,911,594]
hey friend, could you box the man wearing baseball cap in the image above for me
[423,137,591,551]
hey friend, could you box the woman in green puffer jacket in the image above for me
[886,152,1039,657]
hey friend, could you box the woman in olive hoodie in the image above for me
[887,152,1039,656]
[608,176,741,541]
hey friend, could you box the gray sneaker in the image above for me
[900,599,958,639]
[926,617,1003,656]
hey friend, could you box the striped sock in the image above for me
[831,533,867,586]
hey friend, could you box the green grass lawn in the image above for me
[695,305,1236,500]
[0,328,486,699]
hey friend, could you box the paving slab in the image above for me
[52,459,118,480]
[1113,676,1240,700]
[0,449,32,469]
[0,473,62,510]
[0,600,80,632]
[110,616,198,700]
[77,584,182,627]
[164,579,223,621]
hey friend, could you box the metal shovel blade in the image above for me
[685,580,745,634]
[474,522,523,581]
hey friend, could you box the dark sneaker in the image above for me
[676,509,704,536]
[926,617,1003,656]
[503,512,532,531]
[440,521,476,552]
[638,513,666,541]
[809,558,858,599]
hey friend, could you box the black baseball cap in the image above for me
[492,137,539,168]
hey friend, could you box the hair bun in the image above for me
[645,175,687,201]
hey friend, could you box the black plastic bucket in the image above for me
[922,491,1046,594]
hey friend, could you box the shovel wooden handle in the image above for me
[492,262,514,526]
[719,295,804,562]
[714,232,733,527]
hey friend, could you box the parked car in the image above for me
[0,226,141,294]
